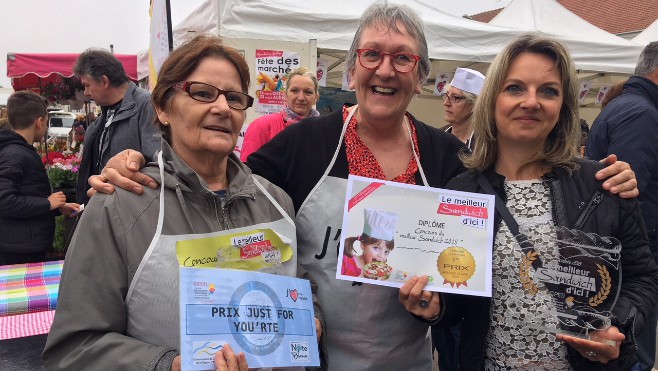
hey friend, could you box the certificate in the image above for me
[179,267,320,370]
[336,175,495,297]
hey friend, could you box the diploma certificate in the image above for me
[336,175,496,297]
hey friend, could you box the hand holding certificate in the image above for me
[336,175,496,297]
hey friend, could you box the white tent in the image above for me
[149,0,646,79]
[138,0,219,80]
[172,0,219,49]
[218,0,522,63]
[140,0,523,91]
[633,18,658,45]
[488,0,645,74]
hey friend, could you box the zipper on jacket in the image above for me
[211,196,225,229]
[220,203,230,229]
[574,191,603,230]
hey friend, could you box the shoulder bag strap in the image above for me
[476,171,536,254]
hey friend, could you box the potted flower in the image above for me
[47,155,81,202]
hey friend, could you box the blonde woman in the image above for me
[240,67,320,161]
[439,34,658,371]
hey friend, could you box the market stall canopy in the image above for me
[7,53,138,91]
[633,18,658,45]
[488,0,644,74]
[138,0,522,80]
[218,0,522,63]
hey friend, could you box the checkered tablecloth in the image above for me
[0,260,63,316]
[0,310,56,340]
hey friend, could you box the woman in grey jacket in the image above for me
[43,36,301,371]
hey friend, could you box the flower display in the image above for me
[47,154,81,188]
[41,77,84,104]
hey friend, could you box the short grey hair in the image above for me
[345,1,430,83]
[635,41,658,76]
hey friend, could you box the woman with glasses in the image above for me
[442,68,485,151]
[240,67,320,162]
[86,3,639,371]
[43,35,301,371]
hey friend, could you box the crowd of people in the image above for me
[1,1,657,371]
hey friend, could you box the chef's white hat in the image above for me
[450,68,485,95]
[363,209,399,241]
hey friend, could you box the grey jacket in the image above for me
[76,82,161,204]
[43,140,296,371]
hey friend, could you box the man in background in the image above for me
[74,49,160,204]
[587,41,658,371]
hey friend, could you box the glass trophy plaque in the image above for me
[513,225,621,342]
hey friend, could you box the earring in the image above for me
[163,121,169,126]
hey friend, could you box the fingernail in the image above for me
[149,182,158,189]
[129,161,138,169]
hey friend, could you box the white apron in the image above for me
[295,106,433,371]
[124,152,297,352]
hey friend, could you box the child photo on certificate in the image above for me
[341,209,398,280]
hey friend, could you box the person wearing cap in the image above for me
[442,68,485,151]
[342,209,399,277]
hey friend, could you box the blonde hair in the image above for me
[462,34,580,173]
[285,67,319,94]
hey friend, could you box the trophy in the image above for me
[513,225,621,343]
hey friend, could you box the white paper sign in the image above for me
[579,81,592,103]
[341,69,353,91]
[316,59,328,87]
[433,72,453,96]
[596,84,612,105]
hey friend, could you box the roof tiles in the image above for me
[469,0,658,35]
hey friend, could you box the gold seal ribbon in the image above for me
[437,246,476,288]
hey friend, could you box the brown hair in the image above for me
[462,34,580,173]
[601,79,626,110]
[343,234,394,258]
[7,91,47,130]
[151,35,250,140]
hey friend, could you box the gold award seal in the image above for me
[437,246,476,288]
